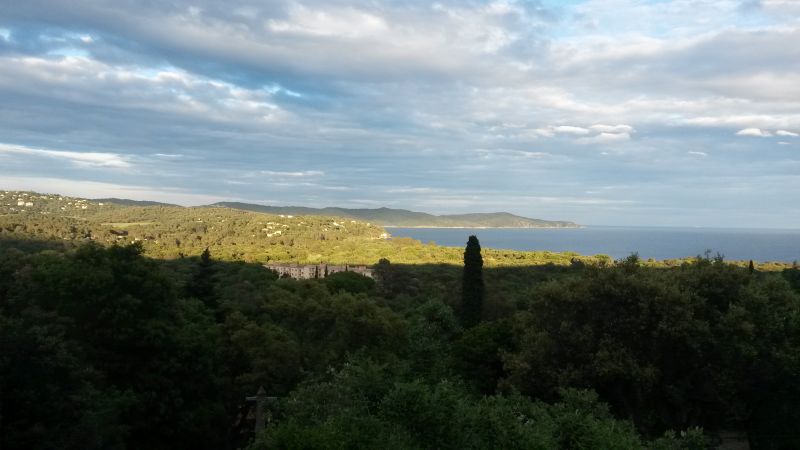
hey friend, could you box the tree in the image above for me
[187,247,218,314]
[1,243,228,449]
[461,235,484,328]
[325,271,375,294]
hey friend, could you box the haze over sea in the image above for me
[388,226,800,263]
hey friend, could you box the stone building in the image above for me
[264,263,374,280]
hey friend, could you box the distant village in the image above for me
[264,263,375,279]
[0,191,107,214]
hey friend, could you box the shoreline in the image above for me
[383,225,583,229]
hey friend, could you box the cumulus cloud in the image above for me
[552,125,590,135]
[0,142,130,168]
[736,128,772,137]
[576,132,632,145]
[0,0,798,226]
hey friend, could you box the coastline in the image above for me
[383,225,583,229]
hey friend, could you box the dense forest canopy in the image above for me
[2,190,800,449]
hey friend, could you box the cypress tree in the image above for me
[462,235,484,328]
[187,247,218,314]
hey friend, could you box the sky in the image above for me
[0,0,799,227]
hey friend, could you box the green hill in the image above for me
[211,202,579,228]
[92,197,179,207]
[0,190,606,267]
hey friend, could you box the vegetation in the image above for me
[0,191,604,267]
[1,191,791,271]
[2,190,800,448]
[461,235,484,328]
[212,202,579,228]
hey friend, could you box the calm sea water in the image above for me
[386,226,800,263]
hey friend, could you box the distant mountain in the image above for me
[93,198,179,207]
[211,202,579,228]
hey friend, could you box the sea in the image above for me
[386,226,800,263]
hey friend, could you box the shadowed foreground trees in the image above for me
[0,243,227,449]
[2,240,799,449]
[503,255,800,447]
[249,356,707,450]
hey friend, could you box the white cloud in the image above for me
[0,142,130,168]
[260,170,324,177]
[268,5,389,39]
[736,128,772,137]
[0,175,224,205]
[0,56,288,126]
[688,151,708,157]
[590,124,634,134]
[386,187,436,194]
[776,130,799,137]
[474,148,551,160]
[553,125,590,135]
[576,132,632,145]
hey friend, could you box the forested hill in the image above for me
[92,197,179,207]
[0,190,604,266]
[0,190,790,270]
[212,202,579,228]
[0,191,610,266]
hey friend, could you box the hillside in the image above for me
[211,202,579,228]
[92,197,179,207]
[0,190,606,267]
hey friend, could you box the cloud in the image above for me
[473,148,551,160]
[552,125,590,135]
[590,124,634,134]
[0,175,225,205]
[776,130,799,137]
[736,128,772,137]
[260,170,325,177]
[267,4,389,39]
[688,151,708,157]
[0,142,130,168]
[576,132,632,145]
[0,0,798,227]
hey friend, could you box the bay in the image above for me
[386,226,800,263]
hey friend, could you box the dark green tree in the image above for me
[461,235,484,328]
[325,271,375,294]
[187,247,218,313]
